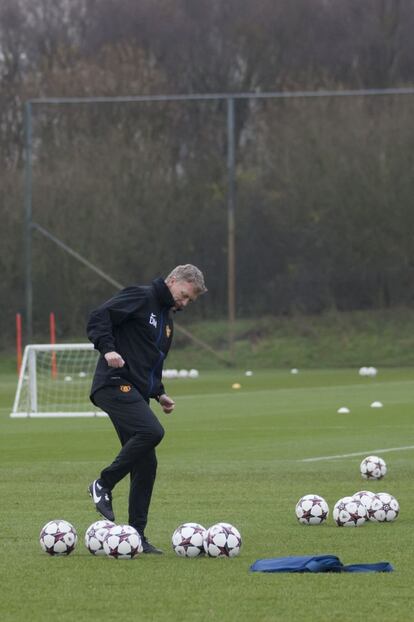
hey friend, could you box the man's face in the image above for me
[166,278,199,311]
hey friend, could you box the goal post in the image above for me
[10,343,106,418]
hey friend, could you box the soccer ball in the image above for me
[85,520,115,556]
[360,455,387,479]
[367,492,400,522]
[103,524,143,559]
[353,490,376,513]
[333,496,367,527]
[295,494,329,525]
[203,523,242,558]
[39,519,78,556]
[172,522,206,558]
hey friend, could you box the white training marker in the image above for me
[359,366,378,377]
[370,401,383,408]
[245,370,253,376]
[337,407,350,414]
[290,368,299,374]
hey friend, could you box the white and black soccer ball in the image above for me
[85,520,115,556]
[39,519,78,556]
[203,523,242,558]
[360,455,387,480]
[103,524,143,559]
[367,492,399,523]
[353,490,376,513]
[295,494,329,525]
[333,496,367,527]
[172,522,206,558]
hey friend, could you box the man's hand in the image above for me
[104,351,125,368]
[159,394,175,414]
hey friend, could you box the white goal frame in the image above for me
[11,343,107,418]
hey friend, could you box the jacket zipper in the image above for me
[147,309,167,398]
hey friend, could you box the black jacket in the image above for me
[87,277,175,401]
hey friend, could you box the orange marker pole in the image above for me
[50,312,57,379]
[16,313,22,375]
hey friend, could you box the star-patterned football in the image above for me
[172,522,206,557]
[85,520,115,556]
[203,523,242,558]
[295,494,329,525]
[39,519,78,556]
[367,492,399,522]
[352,490,376,513]
[103,524,143,559]
[360,455,387,480]
[333,496,367,527]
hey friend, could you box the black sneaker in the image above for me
[88,479,115,521]
[139,534,163,555]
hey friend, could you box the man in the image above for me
[86,264,207,554]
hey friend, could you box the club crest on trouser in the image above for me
[120,385,131,393]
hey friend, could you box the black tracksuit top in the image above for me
[87,277,175,402]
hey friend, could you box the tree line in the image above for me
[1,0,414,347]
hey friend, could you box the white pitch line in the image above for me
[300,445,414,462]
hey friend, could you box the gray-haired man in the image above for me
[87,265,207,553]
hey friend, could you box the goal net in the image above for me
[11,344,105,418]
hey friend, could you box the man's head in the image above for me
[165,264,207,311]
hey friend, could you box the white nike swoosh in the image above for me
[92,484,102,504]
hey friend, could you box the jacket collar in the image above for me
[152,277,175,308]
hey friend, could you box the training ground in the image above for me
[0,368,413,621]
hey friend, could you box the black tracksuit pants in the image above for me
[93,385,165,534]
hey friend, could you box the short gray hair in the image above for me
[166,264,207,295]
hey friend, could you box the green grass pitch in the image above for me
[0,368,413,621]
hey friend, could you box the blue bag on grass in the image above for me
[250,555,393,573]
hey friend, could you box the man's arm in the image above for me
[104,351,125,368]
[158,394,175,414]
[87,286,147,355]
